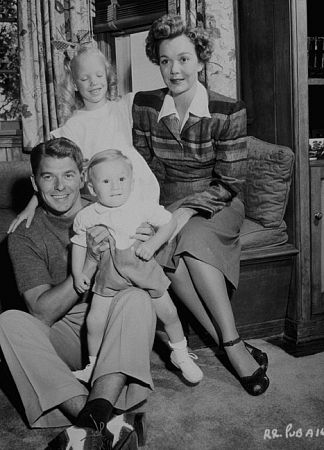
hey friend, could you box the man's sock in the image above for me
[75,398,114,430]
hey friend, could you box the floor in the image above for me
[0,338,324,449]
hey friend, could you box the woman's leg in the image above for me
[175,256,259,377]
[166,258,220,344]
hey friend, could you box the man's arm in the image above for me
[23,253,98,326]
[11,225,110,327]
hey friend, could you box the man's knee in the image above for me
[0,309,28,333]
[117,288,155,325]
[126,288,153,311]
[0,309,47,339]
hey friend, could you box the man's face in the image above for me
[32,156,83,217]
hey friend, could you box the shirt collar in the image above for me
[158,82,211,125]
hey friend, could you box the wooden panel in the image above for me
[238,0,292,146]
[232,257,293,326]
[310,164,324,313]
[0,135,23,161]
[288,0,312,323]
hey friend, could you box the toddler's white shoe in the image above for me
[169,338,203,383]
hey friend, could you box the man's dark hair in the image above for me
[30,137,84,176]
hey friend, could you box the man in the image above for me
[0,138,156,449]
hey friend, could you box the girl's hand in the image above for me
[8,208,36,233]
[169,207,196,241]
[135,242,155,261]
[131,222,155,242]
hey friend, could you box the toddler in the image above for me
[71,149,203,384]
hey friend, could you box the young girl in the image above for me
[8,44,159,231]
[71,149,203,384]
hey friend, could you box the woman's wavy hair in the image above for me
[57,46,118,124]
[145,14,214,65]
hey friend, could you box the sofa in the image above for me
[0,137,296,344]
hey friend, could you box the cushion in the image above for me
[215,136,294,228]
[0,160,33,210]
[243,137,294,227]
[240,218,288,251]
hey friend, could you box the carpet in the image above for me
[0,339,323,449]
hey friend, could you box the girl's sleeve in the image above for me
[50,117,82,149]
[121,92,160,203]
[132,93,166,186]
[144,202,172,228]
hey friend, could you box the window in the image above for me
[0,0,20,122]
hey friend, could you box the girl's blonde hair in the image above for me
[57,46,118,124]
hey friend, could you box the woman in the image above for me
[132,14,269,395]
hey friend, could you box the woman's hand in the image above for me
[8,208,35,233]
[86,225,111,262]
[131,222,155,242]
[170,207,196,241]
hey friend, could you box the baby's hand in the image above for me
[135,242,155,261]
[74,273,91,293]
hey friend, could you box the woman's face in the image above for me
[158,34,203,97]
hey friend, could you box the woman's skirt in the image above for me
[156,197,245,289]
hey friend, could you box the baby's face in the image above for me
[89,159,133,208]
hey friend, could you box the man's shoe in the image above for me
[107,414,138,449]
[46,425,113,449]
[124,412,147,446]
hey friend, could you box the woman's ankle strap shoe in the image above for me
[223,337,268,371]
[240,368,270,396]
[223,337,270,396]
[244,342,268,371]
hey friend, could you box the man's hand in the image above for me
[131,222,155,242]
[86,225,111,261]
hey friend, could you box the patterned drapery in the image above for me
[181,0,237,98]
[18,0,93,151]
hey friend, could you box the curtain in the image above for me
[18,0,93,152]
